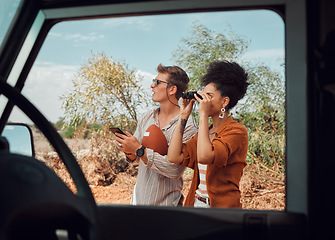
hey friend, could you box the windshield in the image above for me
[15,10,285,209]
[0,0,22,49]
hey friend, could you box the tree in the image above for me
[172,22,285,170]
[61,52,150,132]
[172,22,249,91]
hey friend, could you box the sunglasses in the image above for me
[152,78,169,86]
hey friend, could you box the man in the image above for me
[115,64,197,206]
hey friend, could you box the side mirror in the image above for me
[1,123,35,157]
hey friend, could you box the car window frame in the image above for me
[0,0,308,215]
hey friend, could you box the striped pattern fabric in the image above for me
[196,163,209,198]
[131,108,198,206]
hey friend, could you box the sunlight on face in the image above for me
[202,83,224,113]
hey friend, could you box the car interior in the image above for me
[1,0,335,239]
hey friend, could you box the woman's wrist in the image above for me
[199,113,208,119]
[180,113,190,120]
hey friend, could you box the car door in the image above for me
[2,0,333,239]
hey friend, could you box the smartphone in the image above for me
[109,127,126,135]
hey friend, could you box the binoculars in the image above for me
[181,91,203,100]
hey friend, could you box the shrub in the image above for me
[60,125,76,138]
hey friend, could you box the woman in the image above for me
[168,60,249,208]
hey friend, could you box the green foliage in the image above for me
[242,64,285,113]
[237,65,285,171]
[61,52,150,131]
[54,117,76,138]
[88,122,102,132]
[54,117,65,130]
[172,22,285,170]
[236,103,285,172]
[109,113,137,134]
[56,116,104,139]
[60,125,76,138]
[172,22,249,91]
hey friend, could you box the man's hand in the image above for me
[115,131,141,155]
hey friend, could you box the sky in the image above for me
[10,9,285,124]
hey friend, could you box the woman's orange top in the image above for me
[180,116,248,208]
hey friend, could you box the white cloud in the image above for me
[102,17,154,31]
[9,64,156,124]
[136,69,155,88]
[49,32,105,43]
[243,48,284,61]
[135,70,156,114]
[10,62,78,123]
[240,48,285,71]
[48,32,63,38]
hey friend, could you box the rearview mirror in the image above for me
[1,123,35,157]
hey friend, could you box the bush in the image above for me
[54,118,65,130]
[77,124,137,185]
[60,125,76,138]
[236,103,285,173]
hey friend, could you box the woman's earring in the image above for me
[219,105,226,119]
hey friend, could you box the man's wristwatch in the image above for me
[136,145,146,157]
